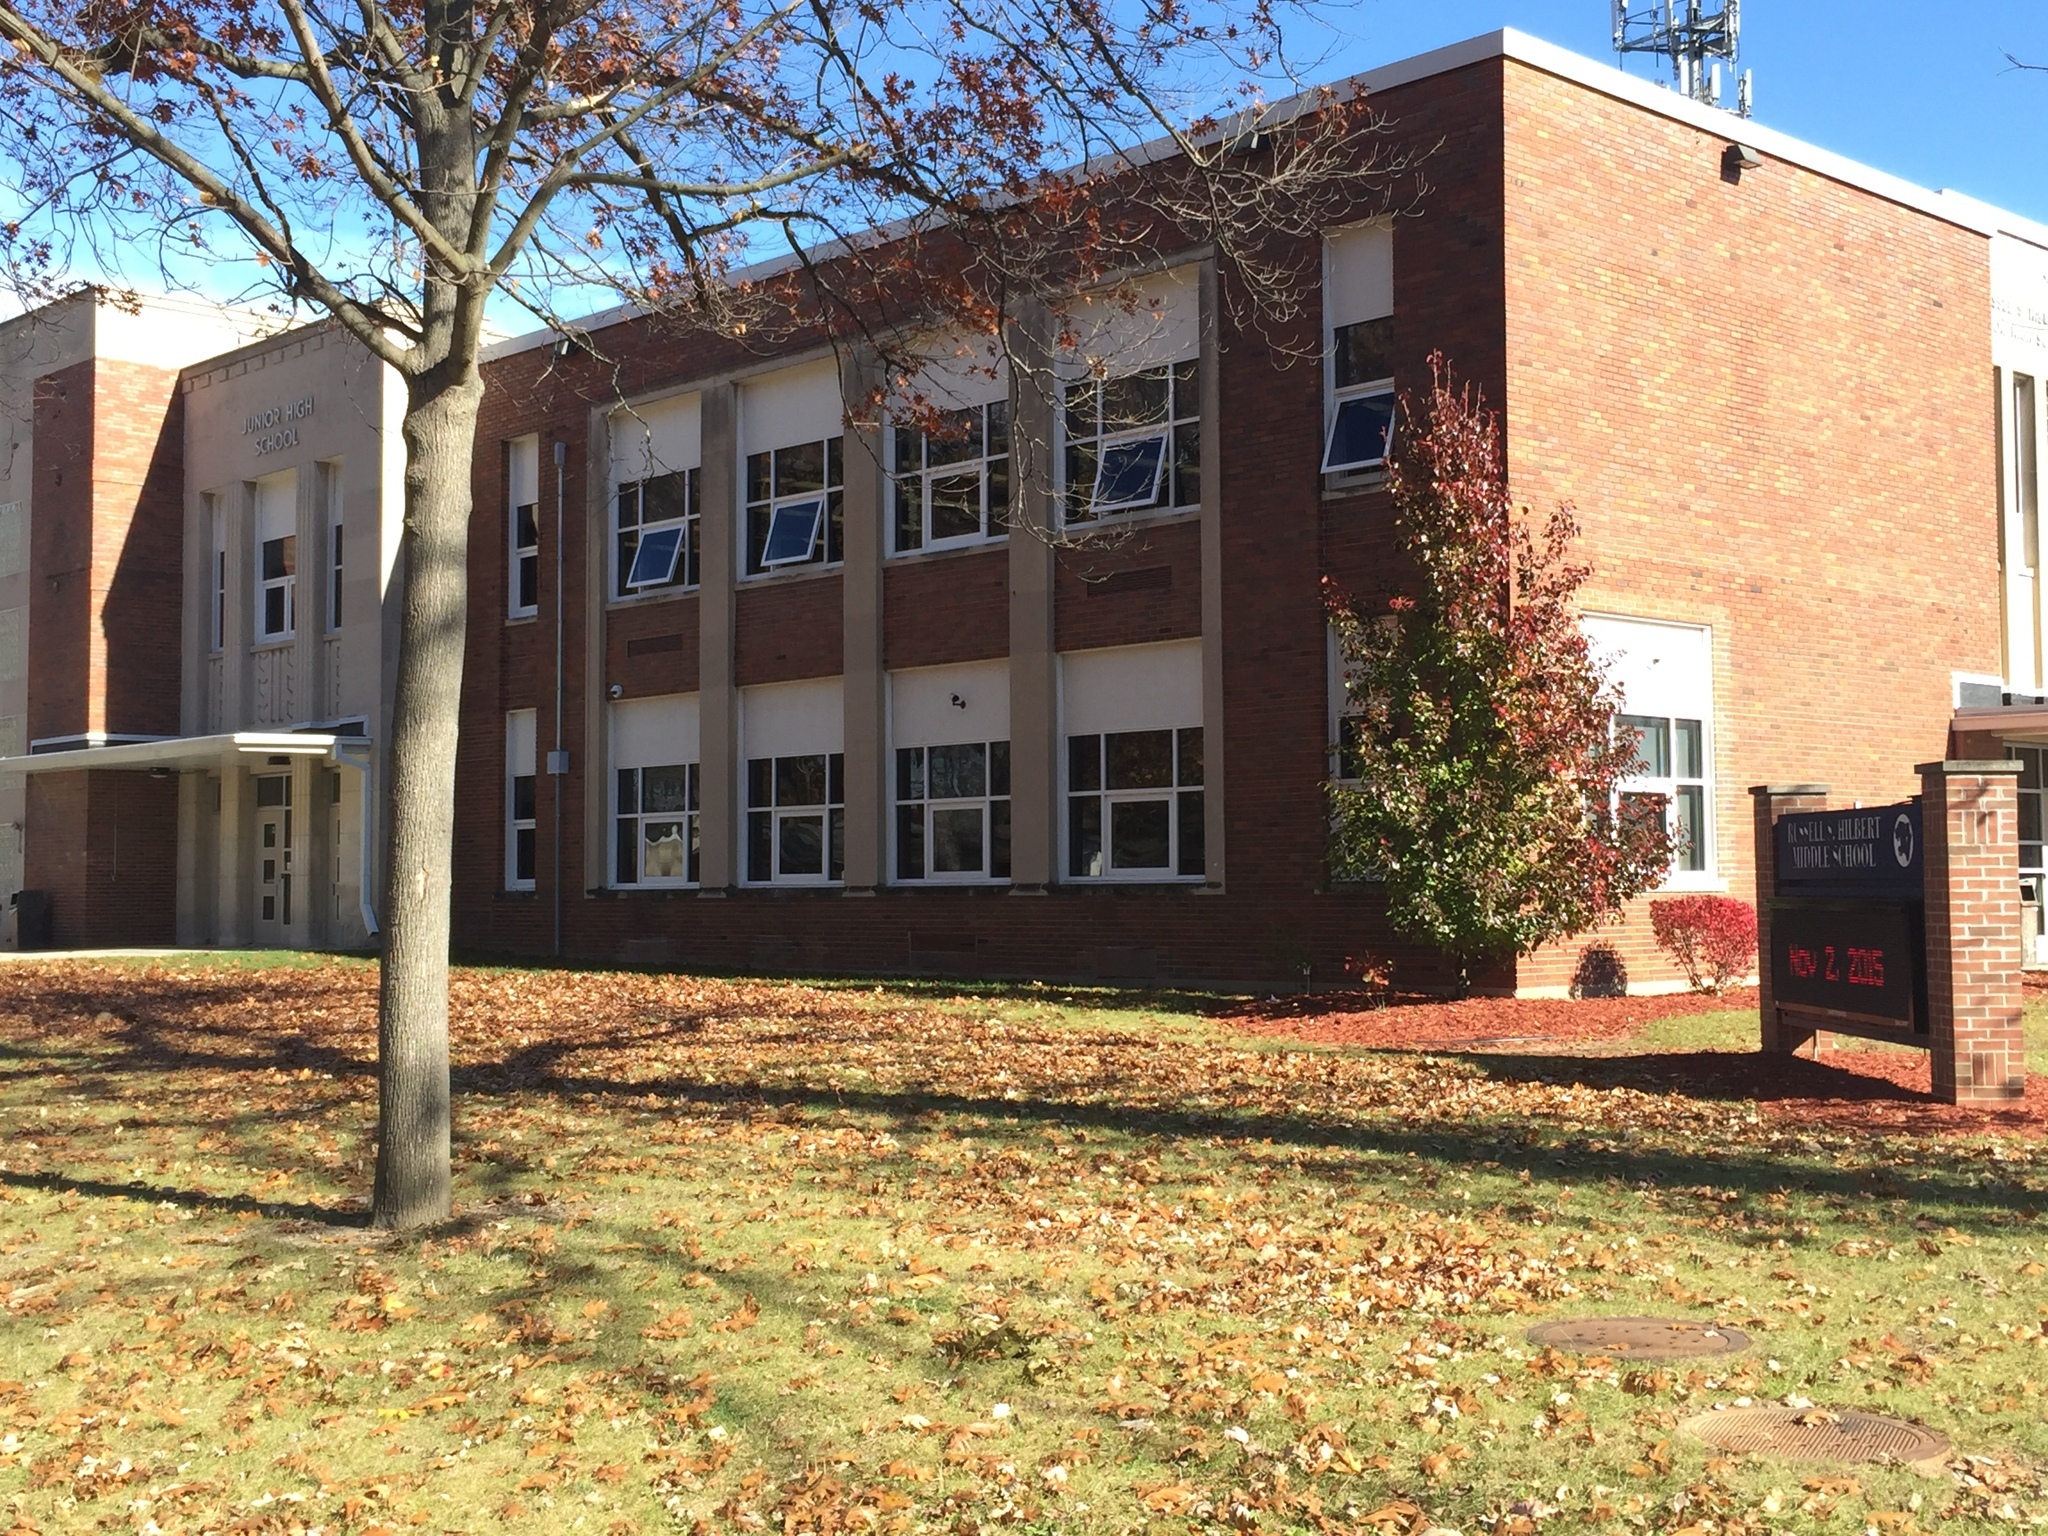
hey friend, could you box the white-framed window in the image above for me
[509,435,539,619]
[1061,639,1206,883]
[254,469,296,642]
[611,693,701,887]
[616,764,699,886]
[1063,364,1199,524]
[1067,729,1204,879]
[746,439,843,574]
[506,708,537,890]
[611,394,702,601]
[892,402,1010,552]
[897,742,1010,881]
[747,752,844,883]
[617,469,699,596]
[1585,614,1715,885]
[1323,223,1395,476]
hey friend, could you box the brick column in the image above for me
[1919,759,2026,1103]
[1750,783,1828,1053]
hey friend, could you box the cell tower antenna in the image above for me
[1613,0,1752,116]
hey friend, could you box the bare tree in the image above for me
[0,0,1400,1226]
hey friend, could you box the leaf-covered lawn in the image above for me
[0,957,2044,1535]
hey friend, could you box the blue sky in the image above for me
[1299,1,2048,223]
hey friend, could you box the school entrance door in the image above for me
[255,773,294,941]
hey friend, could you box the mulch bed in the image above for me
[1224,985,2048,1138]
[1222,986,1758,1050]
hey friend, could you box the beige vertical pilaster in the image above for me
[697,383,741,892]
[180,486,208,738]
[1008,301,1059,891]
[224,483,254,730]
[175,770,204,945]
[841,350,886,892]
[216,755,249,945]
[1197,260,1226,891]
[294,463,320,726]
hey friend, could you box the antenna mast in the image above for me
[1613,1,1752,116]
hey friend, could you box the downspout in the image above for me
[551,440,567,958]
[331,739,379,940]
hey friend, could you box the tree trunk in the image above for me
[372,359,484,1230]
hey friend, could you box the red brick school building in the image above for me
[3,29,2045,993]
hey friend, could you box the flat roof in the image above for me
[0,732,342,774]
[483,27,2025,363]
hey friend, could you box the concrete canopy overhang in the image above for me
[0,732,343,774]
[1952,706,2048,746]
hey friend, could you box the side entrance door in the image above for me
[254,774,293,942]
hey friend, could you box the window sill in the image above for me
[252,637,295,653]
[1059,503,1200,537]
[1321,471,1389,502]
[506,612,538,626]
[606,587,700,610]
[1656,873,1729,895]
[887,537,1008,565]
[739,882,847,893]
[604,884,700,895]
[893,878,1013,889]
[740,563,843,587]
[1060,875,1207,889]
[500,885,536,897]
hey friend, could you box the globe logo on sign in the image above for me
[1893,812,1914,868]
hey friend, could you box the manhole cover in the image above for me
[1527,1317,1750,1358]
[1683,1407,1951,1470]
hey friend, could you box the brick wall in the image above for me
[25,769,178,947]
[450,54,1999,993]
[1498,61,1999,994]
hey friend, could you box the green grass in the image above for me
[0,957,2041,1534]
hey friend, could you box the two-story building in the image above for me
[7,28,2048,990]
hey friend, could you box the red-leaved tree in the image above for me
[1327,357,1673,991]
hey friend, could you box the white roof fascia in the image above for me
[485,26,2012,364]
[0,731,340,774]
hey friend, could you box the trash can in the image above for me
[15,890,52,951]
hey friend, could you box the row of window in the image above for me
[509,728,1211,891]
[521,341,1397,612]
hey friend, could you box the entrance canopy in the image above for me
[0,732,342,774]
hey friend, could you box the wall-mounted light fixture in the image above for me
[1722,143,1763,183]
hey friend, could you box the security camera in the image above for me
[608,683,624,699]
[950,693,966,709]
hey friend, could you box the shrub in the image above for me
[1649,896,1758,994]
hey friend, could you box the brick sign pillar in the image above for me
[1750,783,1829,1054]
[1918,760,2026,1103]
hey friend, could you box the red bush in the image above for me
[1649,895,1758,994]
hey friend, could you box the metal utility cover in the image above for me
[1683,1407,1950,1471]
[1526,1317,1750,1359]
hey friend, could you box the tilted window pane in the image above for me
[762,499,824,565]
[627,524,684,587]
[1323,392,1395,472]
[1092,434,1167,512]
[1110,800,1171,869]
[1106,730,1173,790]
